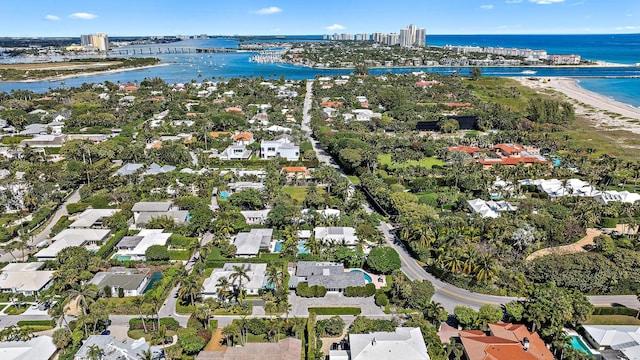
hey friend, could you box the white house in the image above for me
[233,229,273,258]
[260,135,299,161]
[114,229,172,261]
[467,199,517,219]
[131,201,188,227]
[240,209,271,225]
[69,209,120,229]
[35,229,111,260]
[202,263,267,299]
[529,178,597,198]
[330,327,429,360]
[314,227,358,247]
[0,336,57,360]
[582,325,637,360]
[75,336,164,360]
[594,190,640,205]
[0,262,54,296]
[219,145,252,160]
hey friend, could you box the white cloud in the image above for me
[325,24,346,31]
[529,0,564,4]
[252,6,282,15]
[68,12,98,20]
[506,0,522,3]
[481,4,494,10]
[44,15,60,21]
[616,25,640,30]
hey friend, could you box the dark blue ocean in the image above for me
[1,34,640,108]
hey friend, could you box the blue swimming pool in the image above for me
[350,269,373,283]
[273,241,309,255]
[143,272,163,293]
[220,191,230,199]
[568,336,593,356]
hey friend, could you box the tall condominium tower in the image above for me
[80,33,109,52]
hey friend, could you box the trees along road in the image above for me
[303,80,640,312]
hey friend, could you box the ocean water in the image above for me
[1,35,640,108]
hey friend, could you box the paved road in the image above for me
[0,188,81,262]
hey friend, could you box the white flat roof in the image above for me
[69,208,119,228]
[114,229,171,257]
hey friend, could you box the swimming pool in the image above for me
[568,335,594,356]
[350,269,372,283]
[220,191,230,199]
[273,241,309,255]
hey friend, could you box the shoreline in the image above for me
[512,76,640,135]
[0,63,170,83]
[285,61,636,71]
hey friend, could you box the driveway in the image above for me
[289,292,384,317]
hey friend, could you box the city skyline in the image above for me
[0,0,639,37]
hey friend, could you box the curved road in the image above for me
[303,79,640,312]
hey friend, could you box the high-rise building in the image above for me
[415,28,426,47]
[81,33,109,52]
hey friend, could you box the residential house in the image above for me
[233,229,273,258]
[219,144,252,160]
[302,208,341,219]
[228,182,265,192]
[314,227,359,247]
[233,132,254,146]
[330,327,429,360]
[143,163,176,176]
[260,135,299,161]
[20,122,64,135]
[0,262,54,296]
[114,229,172,261]
[113,162,145,176]
[294,261,365,293]
[172,120,195,127]
[529,178,597,198]
[35,229,111,260]
[200,338,301,360]
[467,199,517,219]
[594,190,640,205]
[281,166,311,184]
[89,268,149,297]
[0,336,56,360]
[69,209,120,229]
[582,325,638,360]
[449,144,548,168]
[75,336,164,360]
[352,109,381,122]
[20,134,66,147]
[131,201,188,227]
[202,263,267,299]
[459,323,553,360]
[266,125,292,133]
[240,209,271,225]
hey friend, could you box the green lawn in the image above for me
[5,304,28,315]
[283,186,327,202]
[584,315,640,325]
[378,154,444,170]
[308,307,361,315]
[347,176,361,185]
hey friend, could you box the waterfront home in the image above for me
[200,338,301,360]
[114,229,172,261]
[0,262,54,296]
[202,263,267,299]
[330,327,429,360]
[89,268,149,297]
[293,261,365,293]
[459,323,553,360]
[69,209,120,229]
[75,336,163,360]
[35,229,111,260]
[233,228,273,258]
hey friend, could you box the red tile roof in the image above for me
[494,143,524,155]
[234,132,253,142]
[320,101,343,108]
[449,146,483,154]
[460,323,554,360]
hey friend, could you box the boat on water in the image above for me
[521,70,537,75]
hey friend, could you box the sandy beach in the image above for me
[1,63,170,83]
[512,76,640,135]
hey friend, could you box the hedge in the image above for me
[296,282,327,297]
[168,250,192,261]
[17,320,55,327]
[129,317,180,331]
[344,283,376,297]
[97,229,127,259]
[601,218,618,229]
[592,307,638,317]
[308,307,361,315]
[66,202,90,215]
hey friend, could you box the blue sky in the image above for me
[1,0,639,37]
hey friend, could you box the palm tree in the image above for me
[87,344,104,360]
[265,264,284,292]
[443,249,464,274]
[131,296,148,333]
[178,276,202,306]
[229,265,251,303]
[70,283,98,315]
[424,301,447,326]
[137,348,158,360]
[462,247,478,275]
[474,253,498,282]
[216,276,231,304]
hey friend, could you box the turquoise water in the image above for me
[568,336,593,356]
[2,35,640,108]
[351,269,372,283]
[219,191,230,199]
[143,272,163,293]
[114,255,131,261]
[273,241,309,255]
